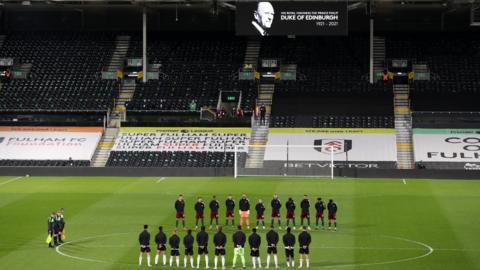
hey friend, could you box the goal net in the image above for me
[234,144,336,179]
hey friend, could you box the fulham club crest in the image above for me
[314,139,352,154]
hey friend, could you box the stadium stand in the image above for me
[105,128,249,168]
[261,37,394,128]
[385,35,480,169]
[386,34,480,112]
[0,32,118,112]
[0,160,90,167]
[106,151,236,168]
[125,36,257,112]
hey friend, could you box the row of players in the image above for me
[174,194,338,231]
[139,225,312,269]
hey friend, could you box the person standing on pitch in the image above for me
[283,227,296,268]
[327,199,338,231]
[213,226,227,269]
[255,199,266,229]
[154,226,167,266]
[248,228,262,269]
[210,195,220,229]
[47,212,56,248]
[183,229,195,268]
[51,212,61,246]
[300,195,311,230]
[239,194,251,229]
[138,224,152,267]
[195,197,206,229]
[266,225,279,269]
[196,225,209,268]
[315,198,325,230]
[232,225,247,269]
[175,194,186,228]
[286,197,297,230]
[298,227,312,268]
[225,194,236,227]
[57,208,65,243]
[169,229,181,267]
[271,194,282,229]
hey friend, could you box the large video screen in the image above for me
[236,1,348,36]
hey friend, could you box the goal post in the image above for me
[234,144,335,179]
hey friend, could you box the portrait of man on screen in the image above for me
[251,2,275,36]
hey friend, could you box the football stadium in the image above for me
[0,0,480,269]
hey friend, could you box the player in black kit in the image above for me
[175,194,186,228]
[271,194,282,229]
[298,227,312,268]
[255,199,266,229]
[138,224,151,267]
[300,195,311,230]
[327,199,338,231]
[196,225,209,268]
[169,229,181,267]
[183,229,195,268]
[154,226,167,266]
[248,228,262,268]
[195,197,206,229]
[225,194,235,227]
[285,197,296,230]
[213,226,227,269]
[283,227,296,268]
[266,225,279,269]
[209,195,220,229]
[315,198,325,230]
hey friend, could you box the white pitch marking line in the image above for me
[0,176,24,187]
[402,179,406,185]
[156,177,166,183]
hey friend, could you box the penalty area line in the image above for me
[156,177,166,183]
[0,176,24,187]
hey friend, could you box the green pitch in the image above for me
[0,176,480,270]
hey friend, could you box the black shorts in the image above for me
[299,247,309,254]
[250,249,260,257]
[157,244,166,251]
[267,246,278,254]
[215,247,226,256]
[140,246,151,253]
[185,247,194,256]
[285,248,294,258]
[198,246,208,255]
[171,249,180,256]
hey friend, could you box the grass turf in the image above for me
[0,176,479,270]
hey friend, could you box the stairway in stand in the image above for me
[107,35,130,72]
[393,84,415,169]
[109,35,133,128]
[245,84,274,168]
[91,127,118,167]
[373,36,385,77]
[91,35,131,167]
[244,38,261,65]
